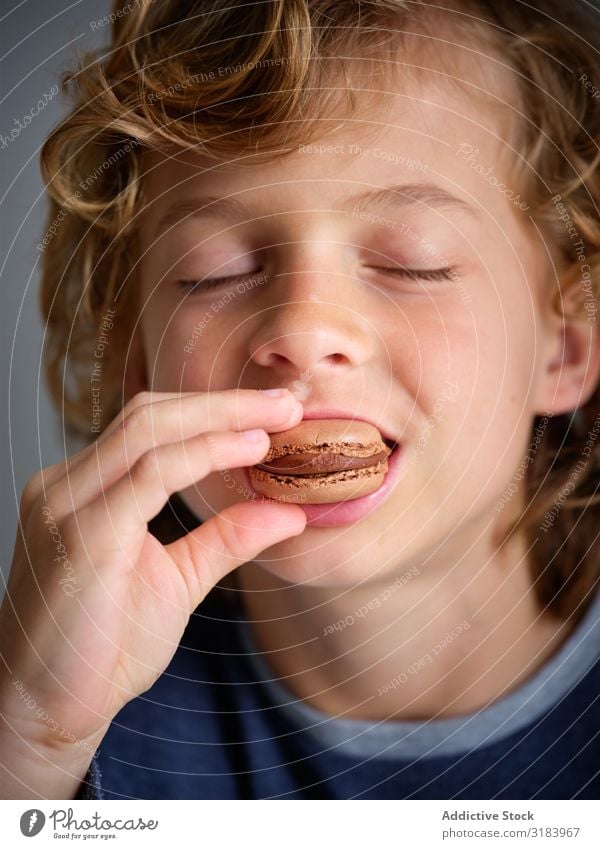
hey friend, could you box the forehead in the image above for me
[138,26,523,233]
[140,107,516,234]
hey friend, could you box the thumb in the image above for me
[165,500,307,608]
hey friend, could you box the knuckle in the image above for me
[116,392,154,425]
[213,513,250,561]
[19,458,74,519]
[128,390,154,410]
[229,391,258,423]
[132,448,161,482]
[39,482,63,516]
[123,402,153,435]
[19,471,45,516]
[200,432,223,468]
[205,391,242,431]
[134,390,155,408]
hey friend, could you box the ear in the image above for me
[533,296,600,416]
[122,322,148,403]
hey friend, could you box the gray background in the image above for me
[1,1,110,592]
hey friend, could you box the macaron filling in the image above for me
[255,449,390,476]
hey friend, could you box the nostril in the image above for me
[265,352,292,368]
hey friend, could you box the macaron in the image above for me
[248,419,393,504]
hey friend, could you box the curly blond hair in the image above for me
[39,0,600,618]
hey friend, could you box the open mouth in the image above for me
[246,418,398,508]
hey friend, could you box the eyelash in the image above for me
[177,273,255,293]
[377,266,454,282]
[176,266,455,292]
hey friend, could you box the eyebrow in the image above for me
[152,181,480,239]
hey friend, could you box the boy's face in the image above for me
[135,74,555,587]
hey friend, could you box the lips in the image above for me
[243,429,404,526]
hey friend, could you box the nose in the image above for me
[248,275,377,378]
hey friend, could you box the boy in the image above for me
[1,0,599,799]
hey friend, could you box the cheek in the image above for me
[440,277,538,400]
[148,310,250,392]
[397,281,537,430]
[387,296,473,420]
[140,316,193,389]
[433,291,538,475]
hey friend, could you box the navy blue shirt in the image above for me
[76,497,600,800]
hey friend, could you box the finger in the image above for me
[46,389,303,519]
[75,427,277,541]
[49,391,227,488]
[167,499,307,609]
[18,392,196,510]
[97,388,299,443]
[96,390,200,444]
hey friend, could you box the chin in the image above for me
[178,480,413,587]
[248,530,401,588]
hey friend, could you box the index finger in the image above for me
[98,388,302,445]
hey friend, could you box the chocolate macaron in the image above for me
[248,419,393,504]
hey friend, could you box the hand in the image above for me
[0,389,305,763]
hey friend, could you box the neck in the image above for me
[236,526,570,721]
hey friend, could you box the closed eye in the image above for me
[176,271,262,293]
[176,265,456,294]
[371,266,455,282]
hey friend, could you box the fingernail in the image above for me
[276,400,301,425]
[242,428,266,443]
[261,388,288,397]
